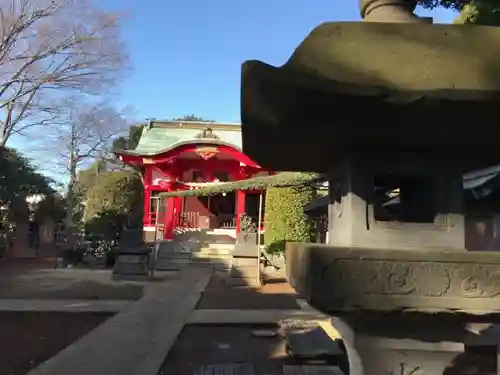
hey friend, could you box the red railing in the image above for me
[218,214,236,228]
[147,212,159,225]
[179,212,200,228]
[148,211,265,231]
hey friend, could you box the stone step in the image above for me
[197,247,232,255]
[207,243,235,250]
[194,249,233,256]
[158,252,192,259]
[226,277,260,287]
[155,255,191,270]
[191,256,232,264]
[232,257,259,267]
[229,265,258,278]
[190,263,231,271]
[155,264,189,271]
[156,258,231,272]
[191,259,232,270]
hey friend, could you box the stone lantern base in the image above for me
[286,243,500,375]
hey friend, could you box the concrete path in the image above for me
[0,299,133,312]
[26,267,212,375]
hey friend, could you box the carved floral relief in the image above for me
[322,259,500,299]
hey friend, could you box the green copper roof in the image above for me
[129,121,242,156]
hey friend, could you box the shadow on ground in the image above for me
[196,274,300,310]
[0,311,113,375]
[159,269,349,375]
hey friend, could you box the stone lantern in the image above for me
[240,1,500,374]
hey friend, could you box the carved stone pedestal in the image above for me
[286,243,500,375]
[331,315,490,375]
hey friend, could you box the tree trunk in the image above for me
[65,154,78,241]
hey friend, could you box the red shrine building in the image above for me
[114,120,271,243]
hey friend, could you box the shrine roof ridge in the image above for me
[114,138,243,157]
[114,120,243,156]
[147,119,241,131]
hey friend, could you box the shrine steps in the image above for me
[172,230,236,247]
[154,240,236,272]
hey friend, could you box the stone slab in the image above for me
[188,309,327,325]
[27,267,211,375]
[286,326,344,358]
[0,299,132,312]
[193,362,255,375]
[286,243,500,315]
[283,365,344,375]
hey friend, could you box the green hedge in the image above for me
[264,185,316,254]
[84,171,143,235]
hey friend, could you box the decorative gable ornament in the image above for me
[195,146,219,160]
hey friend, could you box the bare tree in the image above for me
[47,97,129,232]
[0,0,128,148]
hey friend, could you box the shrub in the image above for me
[264,185,316,254]
[84,171,143,236]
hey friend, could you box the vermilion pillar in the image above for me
[143,189,151,226]
[235,189,246,234]
[174,197,182,227]
[164,197,175,240]
[143,166,153,226]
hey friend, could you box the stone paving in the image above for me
[188,308,327,324]
[4,264,335,375]
[26,266,212,375]
[0,298,132,312]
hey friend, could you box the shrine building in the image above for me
[114,120,271,243]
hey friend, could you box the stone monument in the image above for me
[240,1,500,374]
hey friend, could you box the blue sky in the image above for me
[102,0,457,123]
[11,1,458,171]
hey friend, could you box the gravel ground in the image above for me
[0,311,113,375]
[196,275,300,310]
[0,267,144,300]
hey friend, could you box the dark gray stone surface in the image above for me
[286,326,344,358]
[112,247,151,280]
[193,362,255,375]
[240,22,500,172]
[326,152,466,250]
[283,365,344,375]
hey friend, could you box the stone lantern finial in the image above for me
[360,0,432,23]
